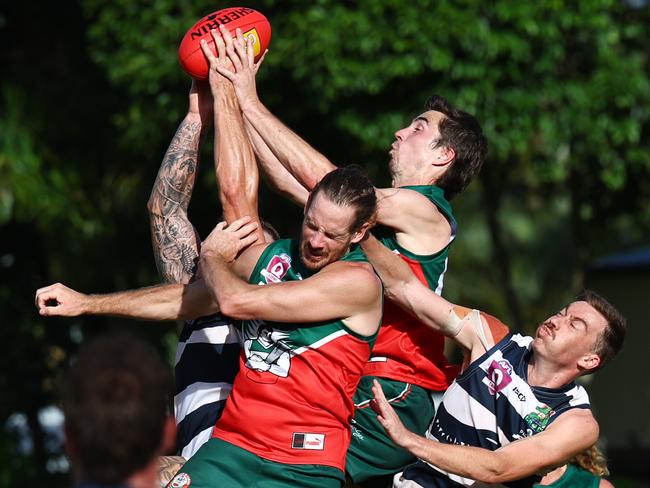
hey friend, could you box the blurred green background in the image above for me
[1,0,649,485]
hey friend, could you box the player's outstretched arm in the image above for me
[213,24,335,191]
[147,81,212,284]
[362,236,456,333]
[201,29,264,244]
[362,235,499,356]
[245,119,310,206]
[35,280,217,322]
[371,381,598,484]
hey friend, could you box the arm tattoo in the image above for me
[158,455,186,486]
[149,118,203,285]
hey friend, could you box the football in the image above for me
[178,7,272,80]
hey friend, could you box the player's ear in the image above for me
[350,221,373,244]
[431,145,455,167]
[578,353,601,373]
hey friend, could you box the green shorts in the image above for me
[345,376,436,486]
[168,437,344,488]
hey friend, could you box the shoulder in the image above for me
[376,186,445,214]
[233,242,271,278]
[320,261,381,294]
[322,260,379,283]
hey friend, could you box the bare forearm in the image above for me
[401,432,507,483]
[214,85,263,242]
[362,235,456,334]
[240,99,334,190]
[82,284,188,321]
[201,251,254,319]
[245,119,310,206]
[148,114,203,284]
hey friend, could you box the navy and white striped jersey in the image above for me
[174,313,241,458]
[401,333,590,487]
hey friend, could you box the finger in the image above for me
[372,379,388,403]
[35,284,60,306]
[36,290,60,310]
[219,25,243,71]
[213,29,227,61]
[253,49,268,74]
[232,28,248,64]
[244,34,255,66]
[226,215,253,232]
[238,232,259,250]
[235,222,259,239]
[199,39,217,65]
[216,221,228,231]
[369,398,381,415]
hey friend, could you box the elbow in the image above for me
[474,458,512,484]
[385,280,415,310]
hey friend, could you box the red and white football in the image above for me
[178,7,272,80]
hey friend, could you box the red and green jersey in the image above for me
[213,239,379,472]
[363,185,458,391]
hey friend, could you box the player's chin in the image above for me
[300,254,328,272]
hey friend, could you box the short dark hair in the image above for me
[577,289,626,372]
[60,333,171,484]
[426,95,487,200]
[308,165,377,233]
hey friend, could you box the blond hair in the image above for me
[572,444,609,477]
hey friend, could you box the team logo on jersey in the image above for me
[169,472,191,488]
[260,253,292,284]
[242,320,293,377]
[485,359,513,396]
[525,404,555,433]
[292,432,325,450]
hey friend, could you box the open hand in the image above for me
[201,216,259,263]
[208,24,267,110]
[371,379,413,448]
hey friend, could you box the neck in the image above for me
[391,171,436,188]
[526,353,577,389]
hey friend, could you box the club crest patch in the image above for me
[260,253,292,284]
[169,472,191,488]
[485,359,513,396]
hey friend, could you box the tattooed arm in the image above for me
[147,81,213,284]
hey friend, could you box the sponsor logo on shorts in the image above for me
[169,472,191,488]
[292,432,325,450]
[260,253,292,284]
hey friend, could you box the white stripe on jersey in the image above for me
[174,381,233,424]
[293,329,348,355]
[175,324,240,365]
[180,425,214,459]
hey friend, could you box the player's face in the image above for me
[299,193,360,272]
[533,301,607,371]
[389,110,449,179]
